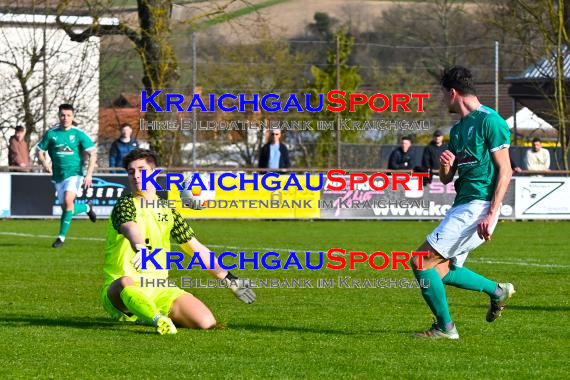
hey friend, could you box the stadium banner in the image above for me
[9,173,150,217]
[515,177,570,219]
[12,172,567,221]
[172,173,321,219]
[0,173,11,217]
[320,176,516,220]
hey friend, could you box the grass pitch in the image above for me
[0,219,568,379]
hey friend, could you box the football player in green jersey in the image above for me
[412,67,515,339]
[37,104,97,248]
[101,149,255,335]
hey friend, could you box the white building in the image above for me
[0,13,116,166]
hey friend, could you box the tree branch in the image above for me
[56,0,142,47]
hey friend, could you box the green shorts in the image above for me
[100,284,187,323]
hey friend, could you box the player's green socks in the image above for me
[58,210,73,238]
[73,202,88,216]
[443,266,498,297]
[120,286,160,324]
[414,268,453,330]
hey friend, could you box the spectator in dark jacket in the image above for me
[109,123,139,172]
[421,130,448,183]
[259,129,291,169]
[388,136,413,170]
[422,130,447,171]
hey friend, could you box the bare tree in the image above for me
[0,7,98,164]
[192,26,308,167]
[488,0,570,169]
[55,0,248,165]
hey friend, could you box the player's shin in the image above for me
[119,286,160,324]
[58,210,73,238]
[413,268,453,330]
[73,202,88,216]
[443,266,498,297]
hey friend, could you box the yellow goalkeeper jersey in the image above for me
[103,194,195,287]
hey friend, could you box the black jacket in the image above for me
[258,143,291,169]
[422,142,447,171]
[109,138,139,168]
[388,147,413,170]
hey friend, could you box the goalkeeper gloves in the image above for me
[130,244,146,271]
[223,272,256,304]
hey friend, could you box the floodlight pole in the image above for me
[336,34,341,168]
[43,4,47,134]
[495,41,499,113]
[192,32,197,169]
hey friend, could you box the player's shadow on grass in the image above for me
[507,305,570,312]
[0,315,116,330]
[0,243,23,248]
[228,322,398,335]
[459,304,570,312]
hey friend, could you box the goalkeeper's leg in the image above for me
[107,277,177,334]
[169,293,217,329]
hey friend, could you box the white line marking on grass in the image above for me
[2,231,569,269]
[470,258,570,269]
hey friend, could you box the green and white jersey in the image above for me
[103,194,196,287]
[448,105,510,207]
[37,126,95,182]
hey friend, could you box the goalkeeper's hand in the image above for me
[181,197,205,210]
[224,278,256,304]
[130,244,146,271]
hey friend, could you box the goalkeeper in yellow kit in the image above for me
[101,149,255,335]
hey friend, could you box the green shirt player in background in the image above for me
[411,66,516,339]
[102,149,255,335]
[37,104,97,248]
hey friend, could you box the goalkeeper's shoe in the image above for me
[225,278,256,304]
[486,282,516,322]
[86,202,97,223]
[414,323,459,340]
[52,237,64,249]
[153,314,177,335]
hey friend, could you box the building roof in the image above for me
[506,46,570,80]
[99,107,147,141]
[0,12,118,26]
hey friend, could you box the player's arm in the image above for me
[83,148,97,188]
[478,115,512,240]
[179,238,228,279]
[170,209,226,279]
[79,131,97,188]
[438,150,457,184]
[489,148,512,215]
[111,195,145,270]
[119,221,146,253]
[36,133,52,173]
[37,150,52,173]
[171,209,256,304]
[477,148,511,241]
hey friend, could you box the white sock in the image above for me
[58,236,66,242]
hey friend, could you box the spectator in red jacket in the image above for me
[8,126,29,172]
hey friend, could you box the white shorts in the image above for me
[426,200,499,267]
[54,176,84,205]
